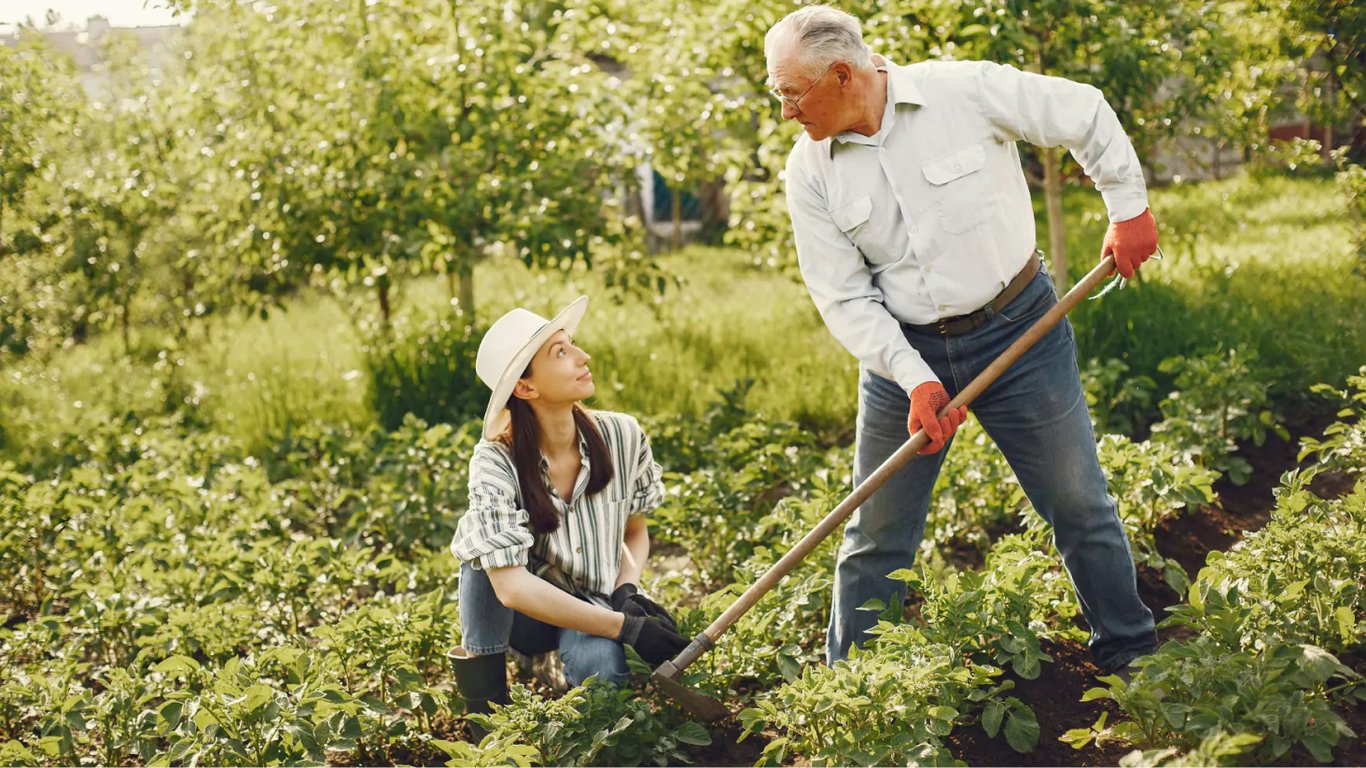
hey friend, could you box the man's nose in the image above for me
[780,100,800,120]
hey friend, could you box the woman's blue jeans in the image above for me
[827,267,1157,671]
[458,563,629,687]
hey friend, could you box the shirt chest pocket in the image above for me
[828,195,898,268]
[922,144,994,234]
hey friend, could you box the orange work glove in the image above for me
[1101,208,1159,279]
[908,381,967,455]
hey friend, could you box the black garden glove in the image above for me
[609,583,680,633]
[616,613,689,667]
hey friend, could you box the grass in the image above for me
[1,171,1361,464]
[1056,174,1362,398]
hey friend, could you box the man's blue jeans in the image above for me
[458,563,629,687]
[827,267,1157,671]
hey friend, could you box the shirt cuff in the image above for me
[1101,187,1150,223]
[450,527,533,571]
[471,546,530,571]
[632,467,666,517]
[888,347,939,395]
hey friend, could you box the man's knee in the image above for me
[561,637,629,687]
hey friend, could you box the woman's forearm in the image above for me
[615,517,650,589]
[487,567,625,639]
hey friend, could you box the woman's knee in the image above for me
[560,636,629,687]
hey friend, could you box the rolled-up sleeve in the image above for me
[628,418,666,517]
[972,61,1149,222]
[787,156,938,393]
[450,443,534,570]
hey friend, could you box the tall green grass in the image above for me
[1058,175,1363,398]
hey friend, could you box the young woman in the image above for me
[447,296,688,726]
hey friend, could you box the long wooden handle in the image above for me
[658,257,1118,676]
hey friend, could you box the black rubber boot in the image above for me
[448,647,509,742]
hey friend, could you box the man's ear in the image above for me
[834,60,853,86]
[512,380,538,400]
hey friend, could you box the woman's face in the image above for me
[517,329,594,405]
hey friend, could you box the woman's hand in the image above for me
[610,583,680,633]
[616,613,689,666]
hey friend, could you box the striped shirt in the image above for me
[450,410,666,602]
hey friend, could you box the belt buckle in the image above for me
[936,318,949,335]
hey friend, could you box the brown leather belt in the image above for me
[905,251,1042,337]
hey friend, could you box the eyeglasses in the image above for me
[768,61,837,111]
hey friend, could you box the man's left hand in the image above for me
[1101,208,1159,279]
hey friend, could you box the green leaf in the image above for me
[1298,644,1343,684]
[242,684,274,713]
[981,700,1005,738]
[157,701,183,732]
[927,705,958,722]
[1334,605,1356,643]
[674,721,712,746]
[153,655,202,675]
[1004,706,1039,753]
[1302,733,1334,763]
[1080,686,1115,702]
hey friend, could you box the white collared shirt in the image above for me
[785,59,1149,393]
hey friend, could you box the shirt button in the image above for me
[575,546,583,553]
[954,163,962,172]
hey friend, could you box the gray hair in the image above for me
[765,5,873,76]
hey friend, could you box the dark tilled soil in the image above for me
[685,408,1365,767]
[944,638,1132,767]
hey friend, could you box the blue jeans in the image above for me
[458,563,629,687]
[827,267,1156,671]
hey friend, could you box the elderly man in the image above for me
[764,5,1158,674]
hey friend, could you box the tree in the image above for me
[175,0,637,324]
[0,32,87,357]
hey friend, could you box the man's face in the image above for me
[766,41,848,142]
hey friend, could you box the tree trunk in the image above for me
[446,261,457,305]
[1031,43,1068,290]
[1042,145,1069,291]
[377,277,391,328]
[121,295,131,355]
[671,191,682,251]
[459,266,475,319]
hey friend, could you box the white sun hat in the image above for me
[475,295,589,441]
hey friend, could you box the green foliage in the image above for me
[1165,475,1366,655]
[1069,176,1364,401]
[739,639,1004,767]
[474,681,710,767]
[1098,434,1219,593]
[1073,639,1359,764]
[902,526,1079,680]
[1334,151,1366,272]
[646,387,850,587]
[1150,349,1287,485]
[1117,731,1263,767]
[1082,357,1159,436]
[1068,471,1366,763]
[691,488,843,690]
[1299,365,1366,476]
[362,308,484,430]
